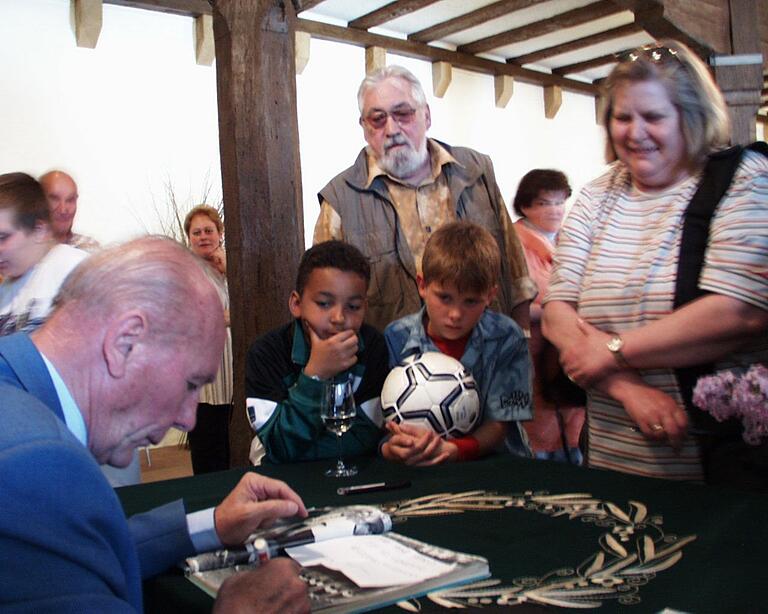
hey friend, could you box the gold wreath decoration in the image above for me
[382,490,696,610]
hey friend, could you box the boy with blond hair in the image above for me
[383,221,532,464]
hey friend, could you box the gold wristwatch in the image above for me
[606,334,630,368]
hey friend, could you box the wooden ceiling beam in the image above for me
[408,0,541,44]
[620,2,712,59]
[294,0,326,12]
[458,0,625,55]
[349,0,441,31]
[553,50,624,75]
[194,13,214,65]
[103,0,210,17]
[508,22,642,65]
[75,0,103,49]
[297,17,598,96]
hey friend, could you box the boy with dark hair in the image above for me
[383,221,532,465]
[245,240,388,464]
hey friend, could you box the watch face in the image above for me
[607,337,622,352]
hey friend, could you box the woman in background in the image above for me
[184,205,233,474]
[513,170,584,463]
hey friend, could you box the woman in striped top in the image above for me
[543,40,768,483]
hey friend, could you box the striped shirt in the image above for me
[546,151,768,480]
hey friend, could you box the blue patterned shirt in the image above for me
[384,307,533,456]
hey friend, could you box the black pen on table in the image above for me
[337,480,411,495]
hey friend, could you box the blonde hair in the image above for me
[601,40,731,168]
[422,222,500,294]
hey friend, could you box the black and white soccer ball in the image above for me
[381,352,480,440]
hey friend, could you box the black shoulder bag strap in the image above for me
[674,141,768,428]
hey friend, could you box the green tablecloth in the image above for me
[117,454,766,613]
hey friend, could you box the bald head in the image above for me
[53,235,224,337]
[35,235,226,467]
[40,171,78,241]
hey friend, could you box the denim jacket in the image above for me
[384,307,532,456]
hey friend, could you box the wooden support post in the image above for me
[195,14,215,65]
[544,85,562,119]
[494,74,514,108]
[595,95,606,125]
[712,0,763,144]
[74,0,102,49]
[212,0,305,467]
[365,46,386,74]
[431,61,452,98]
[295,31,311,74]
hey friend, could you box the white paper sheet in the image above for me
[286,535,456,588]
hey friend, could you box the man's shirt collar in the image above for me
[364,139,460,188]
[40,352,87,446]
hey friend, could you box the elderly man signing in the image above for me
[0,236,309,612]
[315,65,535,332]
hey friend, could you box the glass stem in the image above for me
[336,433,344,469]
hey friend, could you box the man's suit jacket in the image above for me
[0,333,195,611]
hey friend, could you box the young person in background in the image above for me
[245,241,388,465]
[383,221,532,465]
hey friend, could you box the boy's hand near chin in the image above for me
[303,322,359,380]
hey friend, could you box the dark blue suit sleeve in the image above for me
[0,435,144,611]
[127,499,195,579]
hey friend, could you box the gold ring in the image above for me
[651,423,664,432]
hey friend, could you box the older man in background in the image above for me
[40,170,101,252]
[0,236,309,612]
[315,65,535,332]
[0,172,87,336]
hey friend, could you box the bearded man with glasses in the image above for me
[315,65,535,333]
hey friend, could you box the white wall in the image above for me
[1,0,608,248]
[0,0,222,244]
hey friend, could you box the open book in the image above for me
[184,505,490,613]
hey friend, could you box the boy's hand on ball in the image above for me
[304,324,358,380]
[382,422,456,465]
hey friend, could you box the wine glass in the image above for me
[320,377,358,477]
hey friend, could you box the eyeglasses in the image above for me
[615,44,681,65]
[361,106,418,130]
[529,198,566,208]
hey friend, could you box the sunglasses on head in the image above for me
[615,44,682,65]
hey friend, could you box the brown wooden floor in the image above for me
[140,445,194,483]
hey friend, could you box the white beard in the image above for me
[378,136,429,180]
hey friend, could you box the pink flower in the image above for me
[693,364,768,445]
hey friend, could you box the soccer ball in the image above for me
[381,352,480,439]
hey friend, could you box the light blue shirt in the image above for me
[39,352,220,552]
[384,307,533,456]
[41,353,87,446]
